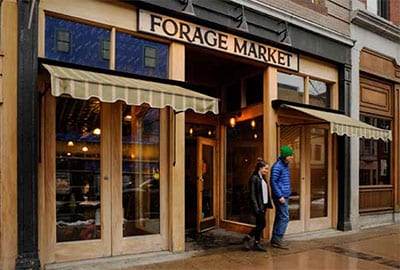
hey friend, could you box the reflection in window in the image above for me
[55,97,101,242]
[359,115,391,185]
[122,104,160,237]
[226,116,263,224]
[102,39,110,60]
[310,128,328,218]
[278,72,304,103]
[309,79,330,107]
[56,30,71,53]
[144,46,157,68]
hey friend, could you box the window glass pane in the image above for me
[102,39,110,60]
[359,116,391,185]
[122,104,160,237]
[309,79,330,107]
[116,32,168,78]
[378,0,389,19]
[226,116,263,224]
[367,0,378,14]
[144,58,156,68]
[56,30,70,53]
[144,46,157,68]
[310,128,328,218]
[46,17,110,69]
[201,144,214,218]
[278,72,304,103]
[56,97,101,242]
[280,126,301,221]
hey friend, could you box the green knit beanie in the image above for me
[280,145,293,158]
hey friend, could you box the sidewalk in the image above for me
[47,224,400,270]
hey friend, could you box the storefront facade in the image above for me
[0,0,394,269]
[350,1,400,229]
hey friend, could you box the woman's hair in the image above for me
[252,157,268,175]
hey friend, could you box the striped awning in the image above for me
[283,105,392,141]
[42,64,219,114]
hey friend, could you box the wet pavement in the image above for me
[47,224,400,270]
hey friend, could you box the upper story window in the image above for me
[367,0,390,20]
[115,32,168,78]
[45,16,110,69]
[278,72,304,103]
[309,78,330,107]
[278,71,331,108]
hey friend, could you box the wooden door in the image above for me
[196,137,217,232]
[280,125,332,234]
[111,103,168,255]
[43,99,168,264]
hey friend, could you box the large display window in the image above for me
[225,116,263,224]
[55,97,102,242]
[122,104,161,236]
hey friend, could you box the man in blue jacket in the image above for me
[270,145,294,249]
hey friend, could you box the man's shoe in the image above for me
[271,240,289,249]
[243,235,251,250]
[253,242,267,252]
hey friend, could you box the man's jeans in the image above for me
[271,197,289,241]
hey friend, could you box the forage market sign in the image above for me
[138,9,299,71]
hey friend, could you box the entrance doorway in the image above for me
[280,125,333,234]
[185,132,218,233]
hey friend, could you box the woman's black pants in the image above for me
[249,211,266,242]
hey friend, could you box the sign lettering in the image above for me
[139,10,298,71]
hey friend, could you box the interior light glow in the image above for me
[93,128,101,135]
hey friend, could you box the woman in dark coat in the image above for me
[243,158,273,252]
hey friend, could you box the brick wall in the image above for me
[390,0,400,26]
[258,0,351,37]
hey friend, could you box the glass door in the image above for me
[280,126,304,233]
[196,137,217,232]
[50,97,111,261]
[112,103,166,255]
[46,98,167,262]
[307,127,331,231]
[280,125,331,234]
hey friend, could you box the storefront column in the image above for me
[263,66,278,238]
[395,84,400,222]
[337,64,352,231]
[1,1,18,269]
[349,45,362,230]
[169,42,185,252]
[16,0,41,269]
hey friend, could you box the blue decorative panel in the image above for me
[45,16,110,69]
[116,32,168,79]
